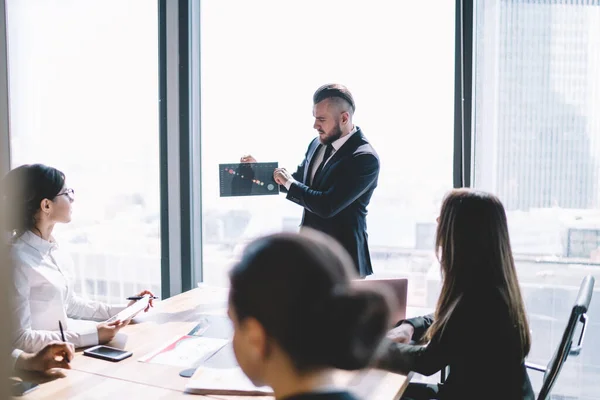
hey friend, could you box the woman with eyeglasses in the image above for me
[2,164,154,353]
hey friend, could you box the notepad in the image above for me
[184,363,360,396]
[105,294,151,323]
[185,366,272,396]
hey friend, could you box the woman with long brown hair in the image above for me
[380,189,534,399]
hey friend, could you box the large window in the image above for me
[5,0,161,303]
[200,0,455,307]
[473,1,600,398]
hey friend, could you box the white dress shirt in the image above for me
[11,349,23,370]
[285,126,358,190]
[10,231,126,353]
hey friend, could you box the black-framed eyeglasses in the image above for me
[56,188,75,199]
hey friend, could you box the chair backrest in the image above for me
[537,275,595,400]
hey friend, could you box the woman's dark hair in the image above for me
[427,189,531,359]
[1,164,65,238]
[229,230,392,372]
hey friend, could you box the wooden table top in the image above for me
[15,369,194,400]
[18,287,410,399]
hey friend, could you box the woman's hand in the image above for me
[15,341,75,372]
[386,323,415,344]
[97,320,124,344]
[127,290,155,312]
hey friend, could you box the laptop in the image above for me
[352,278,408,325]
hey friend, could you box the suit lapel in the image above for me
[303,139,322,184]
[312,130,365,188]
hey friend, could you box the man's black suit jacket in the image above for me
[283,128,378,277]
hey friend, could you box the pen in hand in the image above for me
[126,295,158,301]
[58,320,71,363]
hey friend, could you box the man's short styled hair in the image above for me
[313,84,355,115]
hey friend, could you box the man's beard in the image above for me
[320,124,343,145]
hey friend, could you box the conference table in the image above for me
[16,286,411,399]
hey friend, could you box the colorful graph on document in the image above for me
[219,162,279,197]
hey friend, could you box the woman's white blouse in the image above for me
[10,231,126,353]
[10,349,22,370]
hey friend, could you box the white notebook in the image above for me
[185,366,272,396]
[106,294,151,323]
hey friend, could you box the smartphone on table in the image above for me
[9,379,39,396]
[83,345,132,362]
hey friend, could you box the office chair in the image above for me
[526,275,595,400]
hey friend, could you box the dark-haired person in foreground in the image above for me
[2,164,154,353]
[379,189,534,400]
[241,84,379,277]
[227,230,393,400]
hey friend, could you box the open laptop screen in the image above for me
[352,278,408,324]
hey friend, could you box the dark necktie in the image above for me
[311,144,334,184]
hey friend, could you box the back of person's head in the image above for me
[1,164,65,238]
[228,230,391,383]
[313,83,355,116]
[429,188,530,357]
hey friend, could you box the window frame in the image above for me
[0,0,10,178]
[158,0,197,298]
[454,0,475,189]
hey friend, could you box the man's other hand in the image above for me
[274,168,293,186]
